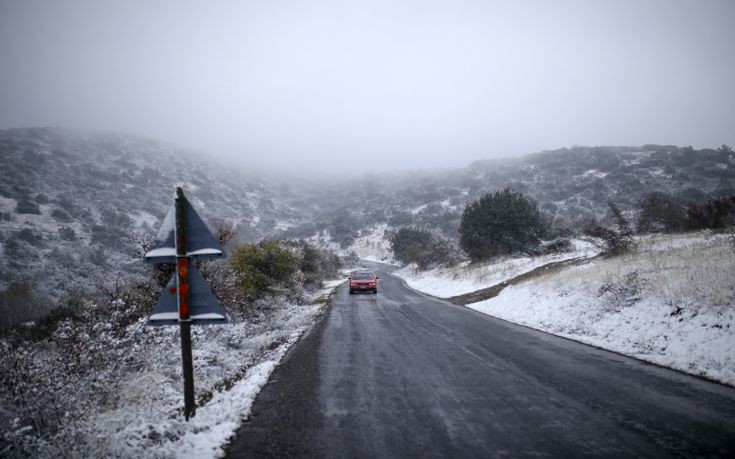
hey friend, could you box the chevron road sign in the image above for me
[149,263,227,325]
[144,187,228,420]
[145,194,226,263]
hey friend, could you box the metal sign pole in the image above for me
[146,186,227,419]
[175,187,196,420]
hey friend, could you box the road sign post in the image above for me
[174,188,197,420]
[145,187,229,420]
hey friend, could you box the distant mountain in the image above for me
[279,144,735,247]
[1,127,732,307]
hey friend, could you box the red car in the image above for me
[348,271,379,294]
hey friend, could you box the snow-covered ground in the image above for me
[393,238,599,298]
[1,281,343,458]
[77,323,305,459]
[396,232,735,386]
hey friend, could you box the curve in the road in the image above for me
[226,263,735,458]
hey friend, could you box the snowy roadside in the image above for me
[467,232,735,386]
[392,238,599,298]
[1,279,345,459]
[395,231,734,386]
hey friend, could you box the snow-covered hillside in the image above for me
[2,127,733,327]
[394,232,735,386]
[0,128,318,319]
[280,144,735,248]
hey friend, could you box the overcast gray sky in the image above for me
[1,0,734,175]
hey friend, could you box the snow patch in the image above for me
[581,169,608,179]
[0,196,17,213]
[131,211,158,229]
[410,204,428,215]
[274,221,293,231]
[172,344,288,459]
[394,239,599,298]
[347,224,395,263]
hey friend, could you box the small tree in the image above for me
[585,201,634,256]
[296,240,323,289]
[390,227,453,269]
[685,196,735,231]
[318,248,342,279]
[459,188,545,260]
[635,191,686,233]
[212,219,238,247]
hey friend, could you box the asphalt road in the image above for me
[226,263,735,458]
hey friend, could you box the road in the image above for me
[226,263,735,458]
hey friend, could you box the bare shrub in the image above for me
[598,271,646,308]
[585,201,634,256]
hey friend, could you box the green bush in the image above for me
[17,228,43,246]
[390,227,453,269]
[58,226,77,241]
[636,192,686,233]
[298,240,323,289]
[51,207,73,222]
[318,248,342,279]
[459,188,545,260]
[15,200,41,215]
[685,196,735,231]
[230,240,300,299]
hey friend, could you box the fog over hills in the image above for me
[2,2,734,456]
[2,1,733,175]
[1,127,733,310]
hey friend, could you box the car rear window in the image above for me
[351,273,374,280]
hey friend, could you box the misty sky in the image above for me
[1,0,734,175]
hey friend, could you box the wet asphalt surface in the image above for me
[226,263,735,458]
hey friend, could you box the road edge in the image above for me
[390,269,735,390]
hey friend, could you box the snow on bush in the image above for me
[348,224,395,263]
[468,232,735,385]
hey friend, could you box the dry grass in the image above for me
[444,252,573,283]
[537,231,735,312]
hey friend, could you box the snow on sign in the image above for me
[144,192,226,263]
[144,187,229,420]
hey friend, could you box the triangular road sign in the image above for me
[145,194,226,263]
[148,263,228,325]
